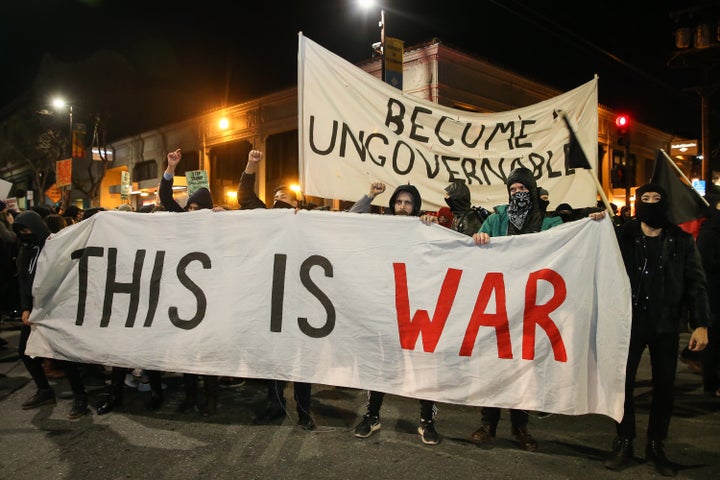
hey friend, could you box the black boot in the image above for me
[96,393,123,414]
[68,394,90,419]
[646,440,677,477]
[604,436,634,470]
[97,367,126,415]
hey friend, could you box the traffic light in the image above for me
[615,114,630,146]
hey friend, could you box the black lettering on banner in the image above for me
[270,253,287,332]
[143,251,165,327]
[298,255,335,338]
[366,133,389,166]
[308,115,337,155]
[409,106,432,143]
[461,123,484,149]
[435,116,454,147]
[101,248,144,328]
[72,246,104,326]
[415,149,440,178]
[169,252,211,330]
[385,98,405,135]
[307,98,572,186]
[392,140,414,175]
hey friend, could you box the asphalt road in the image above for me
[1,321,718,480]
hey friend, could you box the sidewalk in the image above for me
[1,322,718,480]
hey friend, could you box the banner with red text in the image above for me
[27,209,629,420]
[298,34,599,212]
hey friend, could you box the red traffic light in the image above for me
[615,114,630,129]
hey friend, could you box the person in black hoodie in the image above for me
[13,210,90,419]
[155,147,220,416]
[237,149,315,431]
[604,183,710,477]
[349,180,441,446]
[419,180,490,236]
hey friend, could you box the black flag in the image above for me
[561,113,592,170]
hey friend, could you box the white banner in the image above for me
[298,34,599,212]
[27,210,630,420]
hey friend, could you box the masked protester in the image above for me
[150,148,220,417]
[604,183,710,477]
[237,149,315,431]
[12,210,90,419]
[440,181,490,236]
[467,167,561,451]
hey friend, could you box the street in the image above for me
[1,321,718,480]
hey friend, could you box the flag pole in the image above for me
[560,111,615,215]
[659,148,709,207]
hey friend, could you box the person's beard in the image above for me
[394,209,410,216]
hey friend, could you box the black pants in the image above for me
[366,390,435,420]
[480,407,529,430]
[268,380,312,416]
[616,333,679,441]
[18,324,85,397]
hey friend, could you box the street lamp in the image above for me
[359,0,385,82]
[52,97,73,158]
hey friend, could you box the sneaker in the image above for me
[124,373,138,388]
[353,414,381,438]
[21,389,56,410]
[418,419,440,445]
[220,377,246,388]
[68,397,90,419]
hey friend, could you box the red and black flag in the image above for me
[650,149,708,238]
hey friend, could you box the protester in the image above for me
[237,149,315,430]
[420,180,489,236]
[13,210,90,419]
[350,180,441,445]
[159,147,220,416]
[603,183,709,477]
[470,167,605,451]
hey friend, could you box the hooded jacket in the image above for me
[159,174,214,212]
[387,184,422,216]
[479,167,561,235]
[444,181,490,236]
[12,210,50,313]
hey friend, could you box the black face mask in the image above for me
[538,198,550,213]
[559,212,573,223]
[445,196,465,212]
[272,200,294,209]
[635,201,668,228]
[19,233,37,244]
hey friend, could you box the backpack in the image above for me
[454,206,491,237]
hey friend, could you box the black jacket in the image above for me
[617,219,710,335]
[12,210,50,313]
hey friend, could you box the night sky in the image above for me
[1,0,717,145]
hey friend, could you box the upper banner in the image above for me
[298,34,599,212]
[27,209,630,421]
